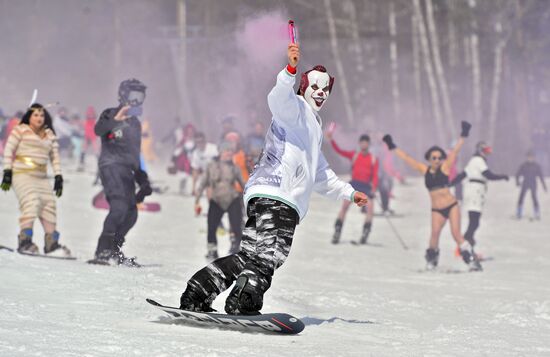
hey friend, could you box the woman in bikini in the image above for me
[382,121,481,271]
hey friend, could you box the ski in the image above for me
[0,245,15,252]
[146,298,305,335]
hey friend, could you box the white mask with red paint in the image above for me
[299,65,335,112]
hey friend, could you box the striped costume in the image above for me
[3,124,61,227]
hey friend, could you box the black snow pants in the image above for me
[518,184,539,210]
[95,164,138,256]
[185,197,298,307]
[207,198,243,245]
[464,211,481,246]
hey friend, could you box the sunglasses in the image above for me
[430,155,442,161]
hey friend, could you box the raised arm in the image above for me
[267,44,301,126]
[442,121,470,174]
[94,106,129,137]
[383,134,427,174]
[441,137,464,174]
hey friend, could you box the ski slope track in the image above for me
[1,171,549,356]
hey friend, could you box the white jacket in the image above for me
[243,67,355,222]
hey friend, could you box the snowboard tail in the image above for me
[146,298,304,335]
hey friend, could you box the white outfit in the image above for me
[463,156,488,213]
[243,68,355,222]
[190,143,218,172]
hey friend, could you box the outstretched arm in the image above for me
[313,153,356,202]
[382,134,427,174]
[330,139,355,160]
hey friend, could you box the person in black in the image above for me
[91,79,152,266]
[516,151,547,220]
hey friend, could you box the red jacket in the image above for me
[331,139,379,191]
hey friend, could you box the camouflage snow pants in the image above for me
[185,197,298,306]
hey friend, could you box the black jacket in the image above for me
[95,106,142,170]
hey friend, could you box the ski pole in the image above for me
[374,196,409,250]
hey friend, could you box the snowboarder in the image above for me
[453,141,509,247]
[91,79,152,266]
[382,121,482,271]
[178,43,368,315]
[515,150,546,220]
[1,103,71,257]
[327,131,379,244]
[195,141,245,260]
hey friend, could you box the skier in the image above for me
[91,79,152,266]
[195,141,245,260]
[178,43,368,315]
[453,141,509,247]
[327,131,379,244]
[382,121,482,271]
[515,150,546,220]
[1,103,71,257]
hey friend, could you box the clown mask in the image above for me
[299,65,334,112]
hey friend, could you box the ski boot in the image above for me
[44,231,72,257]
[206,243,218,261]
[17,229,39,254]
[459,243,482,271]
[180,284,215,312]
[516,205,523,220]
[359,222,372,244]
[114,251,141,267]
[332,219,343,244]
[225,276,263,315]
[425,248,440,270]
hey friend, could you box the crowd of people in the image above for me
[0,42,548,316]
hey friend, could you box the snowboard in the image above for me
[146,298,305,335]
[87,258,162,268]
[92,191,161,212]
[19,251,76,260]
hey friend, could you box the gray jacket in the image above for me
[197,157,245,210]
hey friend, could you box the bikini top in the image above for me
[425,167,449,191]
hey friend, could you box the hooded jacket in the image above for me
[244,67,355,222]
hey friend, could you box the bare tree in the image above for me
[413,0,446,143]
[389,1,400,122]
[425,0,456,138]
[324,0,355,126]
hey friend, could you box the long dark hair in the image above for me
[20,103,56,134]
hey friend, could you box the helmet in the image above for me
[118,79,147,106]
[476,141,492,156]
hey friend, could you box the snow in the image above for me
[1,168,549,357]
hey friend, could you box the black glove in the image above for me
[54,175,63,197]
[136,183,152,203]
[1,169,12,191]
[460,121,472,138]
[134,169,149,187]
[134,169,152,203]
[382,134,396,150]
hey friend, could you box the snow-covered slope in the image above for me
[1,171,549,356]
